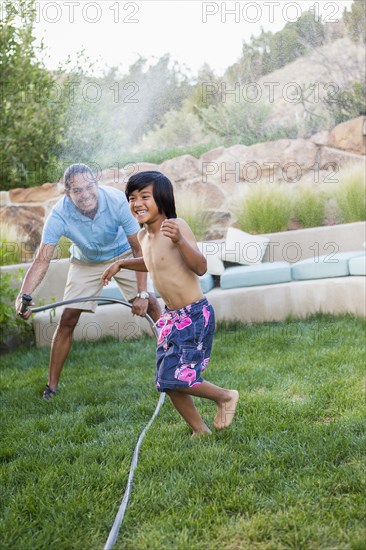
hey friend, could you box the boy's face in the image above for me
[66,173,98,214]
[128,184,160,224]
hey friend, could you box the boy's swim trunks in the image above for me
[155,297,215,391]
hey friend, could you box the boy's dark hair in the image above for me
[126,171,177,219]
[63,163,97,191]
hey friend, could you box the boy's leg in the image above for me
[167,390,211,435]
[178,382,239,430]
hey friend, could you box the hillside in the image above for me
[257,37,364,131]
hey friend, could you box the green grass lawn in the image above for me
[1,315,365,549]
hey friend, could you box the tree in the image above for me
[343,0,366,43]
[0,1,66,189]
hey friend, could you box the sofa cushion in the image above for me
[349,254,366,276]
[220,227,270,265]
[199,272,215,293]
[197,241,225,275]
[291,251,364,280]
[220,261,292,289]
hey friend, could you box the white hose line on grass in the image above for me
[29,295,164,549]
[104,392,166,550]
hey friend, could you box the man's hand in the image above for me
[101,261,121,286]
[15,295,33,320]
[161,219,183,244]
[131,296,149,317]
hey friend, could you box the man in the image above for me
[15,163,161,400]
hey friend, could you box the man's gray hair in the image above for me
[63,164,97,190]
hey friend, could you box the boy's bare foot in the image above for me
[214,390,239,430]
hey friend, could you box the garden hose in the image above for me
[21,293,165,549]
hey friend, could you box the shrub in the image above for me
[175,190,211,240]
[55,236,72,259]
[232,184,293,234]
[292,185,326,228]
[334,166,366,223]
[0,270,33,352]
[0,224,30,266]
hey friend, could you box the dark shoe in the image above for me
[42,384,57,400]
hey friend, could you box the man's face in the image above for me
[66,173,98,214]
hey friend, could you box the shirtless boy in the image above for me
[101,171,239,436]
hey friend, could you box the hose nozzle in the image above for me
[20,294,32,315]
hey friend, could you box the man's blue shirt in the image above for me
[42,186,140,262]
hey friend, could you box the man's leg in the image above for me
[46,308,82,393]
[147,294,161,322]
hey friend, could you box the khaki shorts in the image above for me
[63,250,152,312]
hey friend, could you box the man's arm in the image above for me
[15,243,56,319]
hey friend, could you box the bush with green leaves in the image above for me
[195,100,297,146]
[232,184,293,234]
[333,166,366,223]
[175,190,211,240]
[292,185,327,228]
[0,1,66,190]
[0,270,32,351]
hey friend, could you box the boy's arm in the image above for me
[127,232,149,292]
[101,256,148,286]
[161,219,207,276]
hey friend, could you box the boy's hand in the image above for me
[161,219,182,244]
[101,262,120,286]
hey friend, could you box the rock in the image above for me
[224,144,248,161]
[200,147,225,163]
[0,205,45,252]
[0,191,10,207]
[132,162,160,172]
[309,130,330,146]
[9,183,61,204]
[100,167,127,188]
[160,154,201,183]
[244,139,318,176]
[176,179,226,209]
[319,147,365,171]
[328,116,366,155]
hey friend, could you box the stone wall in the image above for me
[1,116,365,254]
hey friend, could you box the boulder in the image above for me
[328,116,366,155]
[243,139,318,176]
[9,183,61,204]
[319,147,365,171]
[176,179,226,209]
[224,144,248,161]
[160,154,201,183]
[0,205,45,251]
[0,191,10,207]
[100,167,127,189]
[309,130,330,146]
[200,147,225,163]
